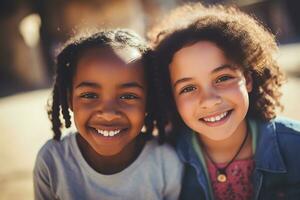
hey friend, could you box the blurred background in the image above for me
[0,0,300,199]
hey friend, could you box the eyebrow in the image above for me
[75,81,144,90]
[75,81,100,89]
[173,64,235,88]
[211,64,236,73]
[120,82,145,90]
[173,77,193,89]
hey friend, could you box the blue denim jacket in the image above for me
[177,117,300,200]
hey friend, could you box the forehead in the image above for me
[78,46,142,64]
[74,47,145,84]
[173,41,227,65]
[170,41,234,75]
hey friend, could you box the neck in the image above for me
[76,134,145,175]
[198,120,252,163]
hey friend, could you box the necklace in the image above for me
[204,130,249,183]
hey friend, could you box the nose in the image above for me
[199,87,222,109]
[95,100,121,121]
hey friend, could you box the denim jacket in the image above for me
[177,117,300,200]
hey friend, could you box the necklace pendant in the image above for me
[217,173,227,183]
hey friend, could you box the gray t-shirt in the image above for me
[33,133,183,200]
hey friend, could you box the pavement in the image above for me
[0,43,299,200]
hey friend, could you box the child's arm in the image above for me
[33,147,57,200]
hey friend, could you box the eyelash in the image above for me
[120,93,139,100]
[79,93,140,101]
[216,75,234,83]
[178,75,235,95]
[80,93,98,99]
[179,85,197,95]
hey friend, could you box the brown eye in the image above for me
[180,86,197,94]
[80,93,98,99]
[216,75,233,83]
[120,93,139,100]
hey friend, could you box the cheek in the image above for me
[239,89,250,111]
[72,110,85,133]
[122,103,146,126]
[224,84,250,110]
[72,101,93,125]
[73,108,85,125]
[175,96,195,120]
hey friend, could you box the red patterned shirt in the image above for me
[207,158,254,200]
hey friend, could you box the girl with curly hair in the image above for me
[33,29,183,200]
[149,3,300,200]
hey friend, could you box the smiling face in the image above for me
[71,47,146,156]
[169,41,252,141]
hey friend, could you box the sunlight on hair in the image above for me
[19,13,41,47]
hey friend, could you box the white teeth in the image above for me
[203,111,228,122]
[104,130,108,136]
[109,131,114,136]
[96,129,121,137]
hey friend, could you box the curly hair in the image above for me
[148,3,285,134]
[48,29,161,141]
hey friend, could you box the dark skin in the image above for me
[70,47,147,174]
[76,134,145,174]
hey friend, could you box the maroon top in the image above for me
[207,158,255,200]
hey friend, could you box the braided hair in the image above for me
[48,29,161,141]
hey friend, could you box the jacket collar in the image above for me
[254,119,287,173]
[176,127,193,163]
[176,127,214,200]
[177,119,287,173]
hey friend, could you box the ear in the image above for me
[245,72,253,92]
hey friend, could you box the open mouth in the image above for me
[200,110,232,124]
[91,127,127,137]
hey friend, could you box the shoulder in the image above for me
[35,133,76,168]
[259,117,300,153]
[35,139,59,164]
[144,139,183,168]
[272,118,300,152]
[144,139,183,196]
[269,117,300,137]
[37,133,75,156]
[254,117,300,175]
[146,139,180,158]
[270,118,300,172]
[257,117,300,136]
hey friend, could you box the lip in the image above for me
[199,109,233,127]
[89,121,128,130]
[91,126,126,131]
[88,125,129,140]
[201,109,231,118]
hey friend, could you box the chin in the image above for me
[95,147,123,157]
[207,134,232,141]
[195,129,233,141]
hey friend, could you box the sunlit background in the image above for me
[0,0,300,199]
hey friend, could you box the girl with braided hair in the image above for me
[33,29,183,200]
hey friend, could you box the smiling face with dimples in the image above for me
[169,41,252,141]
[71,46,147,157]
